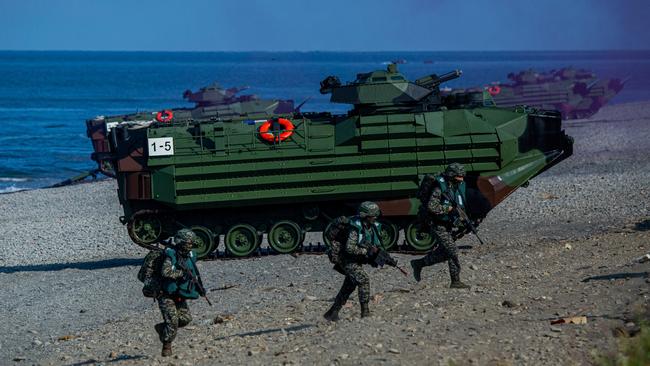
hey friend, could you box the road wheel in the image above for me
[268,220,303,254]
[377,219,399,250]
[128,213,163,249]
[189,226,215,259]
[225,224,260,257]
[405,220,436,251]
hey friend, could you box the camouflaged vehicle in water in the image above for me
[106,64,573,259]
[444,67,626,120]
[86,83,295,176]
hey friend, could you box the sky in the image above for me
[0,0,648,51]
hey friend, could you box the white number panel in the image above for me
[148,137,174,156]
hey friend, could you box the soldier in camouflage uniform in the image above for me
[324,201,382,321]
[155,229,203,357]
[411,163,471,289]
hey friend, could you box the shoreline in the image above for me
[2,100,650,195]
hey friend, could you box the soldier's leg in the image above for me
[423,226,452,266]
[334,274,357,305]
[176,299,192,328]
[436,230,460,281]
[344,263,371,317]
[345,264,370,305]
[437,230,469,288]
[411,225,449,282]
[325,274,355,321]
[157,296,179,357]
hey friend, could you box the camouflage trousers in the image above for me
[157,296,192,343]
[421,224,461,282]
[335,262,370,305]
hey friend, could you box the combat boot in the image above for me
[410,259,423,282]
[450,280,471,289]
[161,342,172,357]
[360,302,370,318]
[323,302,342,322]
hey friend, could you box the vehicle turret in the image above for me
[319,64,462,114]
[182,83,256,107]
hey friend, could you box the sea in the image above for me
[1,50,649,193]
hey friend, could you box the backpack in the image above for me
[137,249,165,298]
[324,216,383,264]
[416,174,437,205]
[416,174,438,225]
[324,216,350,264]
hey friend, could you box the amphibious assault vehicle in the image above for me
[106,64,573,259]
[86,83,295,176]
[444,67,626,120]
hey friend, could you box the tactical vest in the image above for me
[348,217,382,248]
[435,175,467,222]
[162,248,200,299]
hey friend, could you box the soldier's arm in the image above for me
[427,187,451,216]
[344,230,368,256]
[161,257,184,279]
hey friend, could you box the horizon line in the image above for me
[1,49,649,53]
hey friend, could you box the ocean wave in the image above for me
[0,186,29,194]
[0,177,29,182]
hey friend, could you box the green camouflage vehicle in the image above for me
[107,64,573,259]
[87,83,295,177]
[444,67,627,120]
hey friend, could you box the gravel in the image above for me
[1,101,649,365]
[0,181,147,267]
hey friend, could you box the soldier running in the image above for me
[324,201,382,321]
[155,229,204,357]
[411,163,471,289]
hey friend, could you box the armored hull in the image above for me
[86,83,294,177]
[444,67,626,120]
[106,65,573,258]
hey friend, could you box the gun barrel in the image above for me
[437,70,462,84]
[416,69,462,88]
[203,294,213,306]
[398,266,408,276]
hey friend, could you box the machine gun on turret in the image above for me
[415,70,462,90]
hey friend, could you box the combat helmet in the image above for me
[174,229,197,250]
[444,163,466,178]
[358,201,381,218]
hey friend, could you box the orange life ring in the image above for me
[259,118,294,142]
[156,110,173,123]
[487,85,501,96]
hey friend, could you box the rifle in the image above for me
[371,247,408,276]
[176,254,213,306]
[443,191,485,245]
